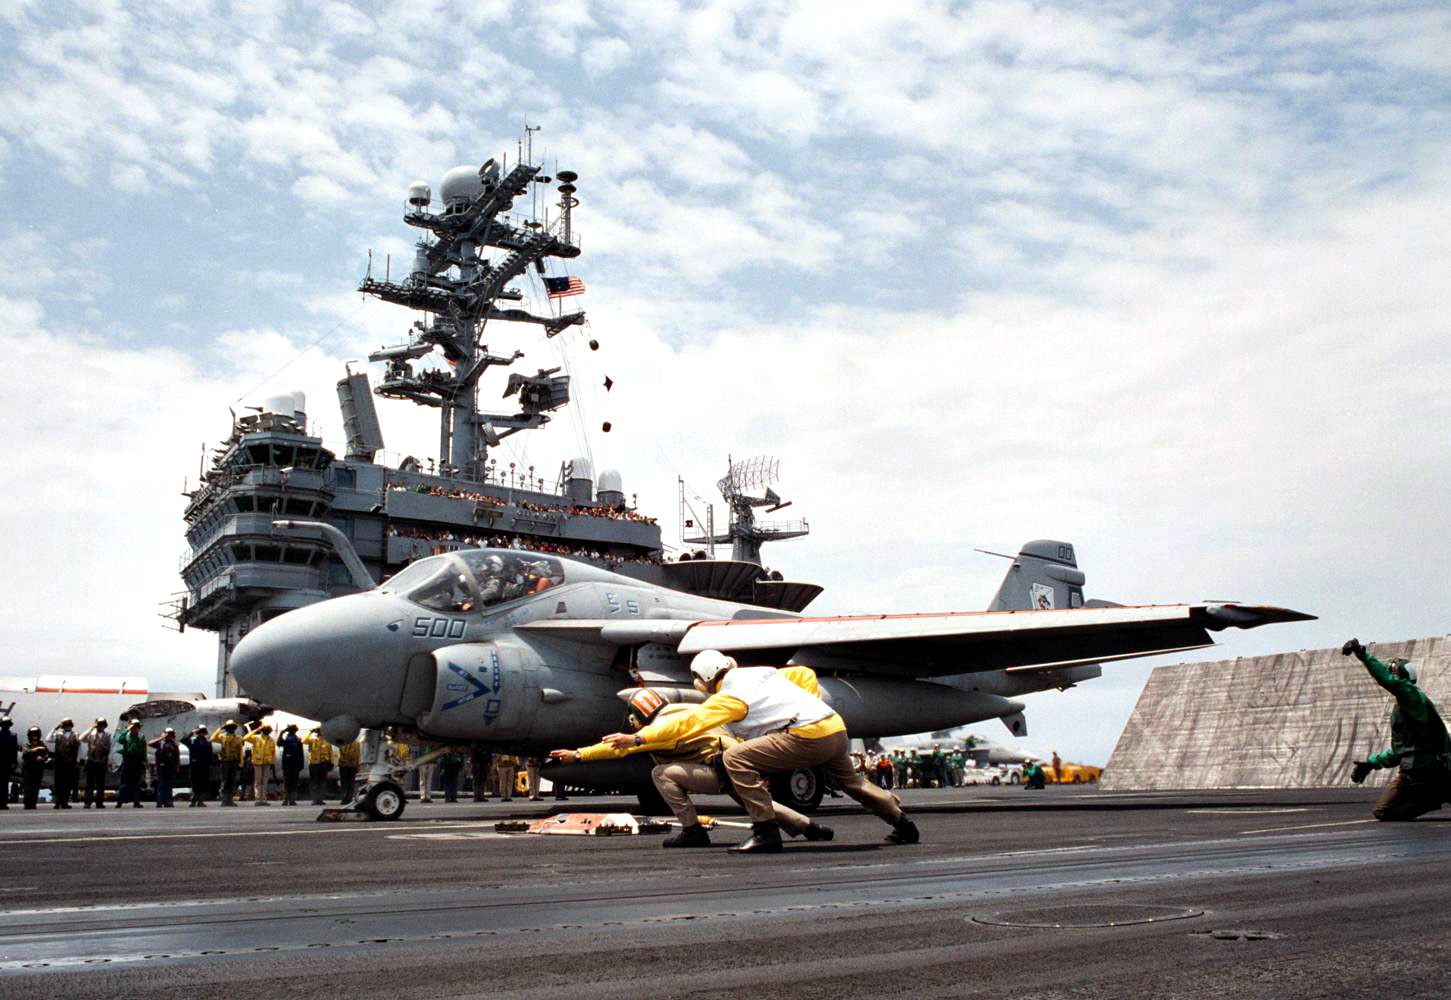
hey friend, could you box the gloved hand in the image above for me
[1341,638,1364,657]
[1351,761,1372,784]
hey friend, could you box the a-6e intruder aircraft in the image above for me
[230,533,1312,819]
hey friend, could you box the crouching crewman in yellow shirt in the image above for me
[603,651,919,854]
[551,687,833,848]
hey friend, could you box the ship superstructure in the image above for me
[173,142,819,697]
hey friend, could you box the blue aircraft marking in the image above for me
[440,650,505,726]
[440,662,492,711]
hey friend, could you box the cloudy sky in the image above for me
[3,1,1448,764]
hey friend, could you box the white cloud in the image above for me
[581,35,633,78]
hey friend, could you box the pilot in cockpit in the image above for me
[478,555,505,605]
[500,564,527,601]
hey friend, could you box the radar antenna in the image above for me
[684,455,809,564]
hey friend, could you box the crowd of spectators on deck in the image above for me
[388,481,657,525]
[386,524,663,569]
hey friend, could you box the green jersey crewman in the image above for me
[1342,638,1451,821]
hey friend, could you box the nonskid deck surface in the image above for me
[1,787,1448,999]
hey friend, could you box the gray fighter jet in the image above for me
[230,536,1312,818]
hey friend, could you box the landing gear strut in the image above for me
[323,728,419,821]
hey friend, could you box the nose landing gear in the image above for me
[362,780,406,821]
[319,727,414,822]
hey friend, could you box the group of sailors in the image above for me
[0,716,365,810]
[858,746,972,789]
[0,714,563,810]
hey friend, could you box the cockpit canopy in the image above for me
[381,549,566,613]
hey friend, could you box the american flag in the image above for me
[544,276,586,298]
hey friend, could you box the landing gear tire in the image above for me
[770,767,825,814]
[363,781,406,821]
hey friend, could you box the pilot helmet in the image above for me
[625,688,667,730]
[1391,658,1418,684]
[690,650,736,691]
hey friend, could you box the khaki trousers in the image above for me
[252,764,270,801]
[495,764,516,801]
[650,760,812,833]
[723,729,902,826]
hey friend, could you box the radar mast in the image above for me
[358,144,585,480]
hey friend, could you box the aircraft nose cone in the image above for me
[230,615,301,710]
[229,594,401,725]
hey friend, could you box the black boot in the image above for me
[802,821,834,842]
[730,821,783,854]
[661,823,711,848]
[885,814,919,844]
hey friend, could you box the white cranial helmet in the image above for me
[690,650,736,689]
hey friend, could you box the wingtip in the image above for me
[1201,603,1317,628]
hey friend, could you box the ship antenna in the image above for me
[525,123,541,216]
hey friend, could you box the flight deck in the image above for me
[2,786,1447,998]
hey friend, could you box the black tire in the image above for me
[990,776,1001,786]
[363,781,406,821]
[769,767,825,814]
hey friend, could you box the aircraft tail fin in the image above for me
[987,540,1086,612]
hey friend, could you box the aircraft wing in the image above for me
[674,604,1313,676]
[518,603,1313,678]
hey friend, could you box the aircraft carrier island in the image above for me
[170,149,819,700]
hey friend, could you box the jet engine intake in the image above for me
[413,639,622,746]
[416,640,540,740]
